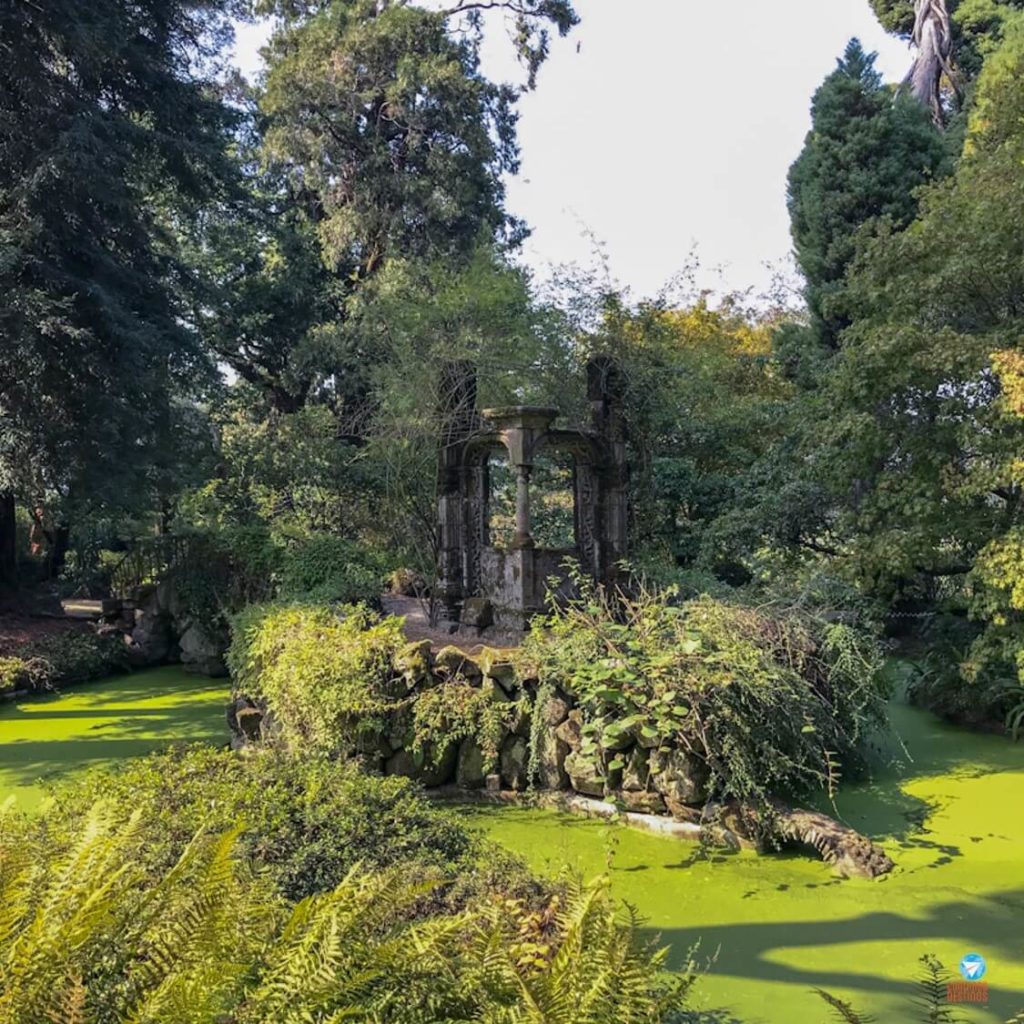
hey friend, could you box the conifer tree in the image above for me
[0,0,241,582]
[786,39,947,356]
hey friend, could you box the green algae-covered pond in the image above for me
[470,698,1024,1022]
[0,666,229,810]
[1,668,1021,1022]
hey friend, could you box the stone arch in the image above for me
[436,362,628,632]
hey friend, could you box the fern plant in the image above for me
[463,877,696,1024]
[913,954,962,1024]
[0,796,695,1024]
[815,955,967,1024]
[813,988,877,1023]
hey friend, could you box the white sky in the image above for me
[231,1,913,301]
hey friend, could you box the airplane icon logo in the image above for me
[959,954,987,982]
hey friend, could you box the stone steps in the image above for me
[60,598,123,621]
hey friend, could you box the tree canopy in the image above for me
[0,0,243,580]
[786,39,948,357]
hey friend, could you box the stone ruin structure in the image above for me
[436,356,629,632]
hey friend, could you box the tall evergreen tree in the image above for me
[0,0,240,583]
[198,0,579,419]
[785,39,947,358]
[818,11,1024,658]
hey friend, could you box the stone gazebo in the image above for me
[436,357,628,632]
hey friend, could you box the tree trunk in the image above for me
[0,493,16,590]
[47,522,70,579]
[907,0,956,126]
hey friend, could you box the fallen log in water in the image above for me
[767,799,895,879]
[428,787,895,878]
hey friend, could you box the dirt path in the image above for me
[381,595,522,654]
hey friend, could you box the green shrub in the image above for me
[44,745,499,903]
[0,656,33,693]
[279,534,389,605]
[39,631,125,684]
[0,795,693,1024]
[0,632,124,694]
[626,546,735,600]
[905,646,1019,732]
[227,602,406,757]
[171,527,282,628]
[411,680,525,773]
[519,576,888,807]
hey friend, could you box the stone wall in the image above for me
[117,580,228,677]
[227,640,709,817]
[478,548,577,631]
[225,637,896,879]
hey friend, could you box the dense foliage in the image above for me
[43,746,513,903]
[0,0,239,582]
[0,631,124,695]
[1,757,693,1024]
[228,602,407,756]
[786,39,948,358]
[806,13,1024,714]
[519,577,887,807]
[8,0,1024,1017]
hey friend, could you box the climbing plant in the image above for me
[518,571,887,808]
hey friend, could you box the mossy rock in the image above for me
[650,748,709,809]
[616,790,667,815]
[499,735,529,791]
[434,645,483,680]
[456,739,487,789]
[393,639,433,688]
[538,690,571,728]
[565,749,620,798]
[481,678,512,705]
[622,746,651,792]
[385,743,457,788]
[534,725,570,790]
[475,647,517,691]
[555,708,584,750]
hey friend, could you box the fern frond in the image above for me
[914,955,962,1024]
[813,987,877,1023]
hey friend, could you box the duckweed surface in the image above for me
[0,667,229,809]
[1,668,1020,1021]
[470,700,1024,1023]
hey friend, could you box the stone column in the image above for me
[436,361,480,621]
[513,466,534,549]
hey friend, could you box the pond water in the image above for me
[0,668,1020,1022]
[0,666,229,810]
[468,698,1024,1023]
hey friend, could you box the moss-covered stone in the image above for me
[564,749,620,797]
[650,748,709,810]
[499,735,530,791]
[475,646,517,691]
[622,746,651,792]
[554,708,584,750]
[433,645,482,679]
[384,743,457,788]
[534,725,570,790]
[393,639,433,688]
[455,738,486,789]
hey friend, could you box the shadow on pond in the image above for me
[653,889,1024,1013]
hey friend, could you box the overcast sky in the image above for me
[231,0,914,302]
